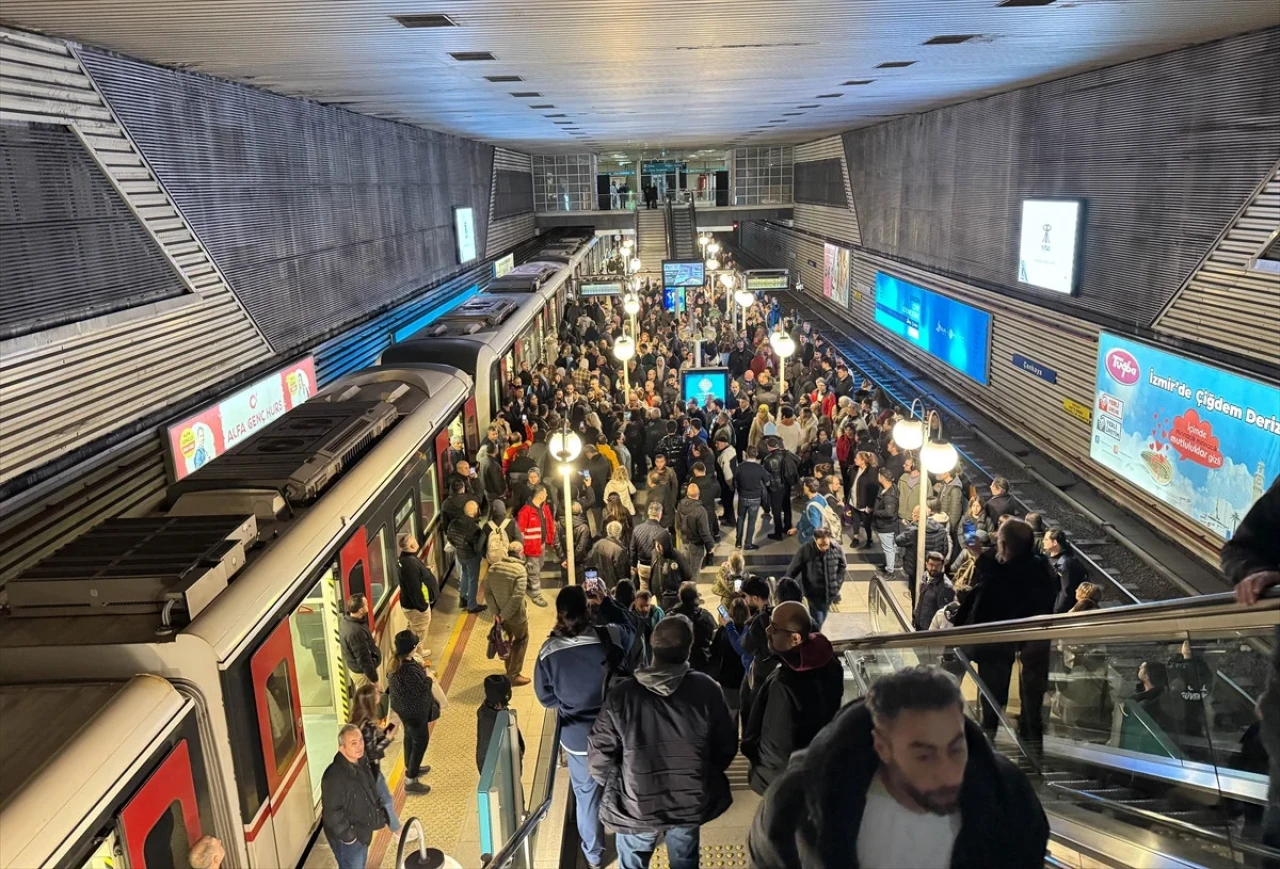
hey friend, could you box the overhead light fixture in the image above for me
[530,103,554,109]
[816,93,842,98]
[876,60,916,68]
[842,79,875,86]
[553,121,574,125]
[797,104,820,108]
[998,0,1056,5]
[451,51,496,61]
[393,13,459,28]
[545,113,567,117]
[511,91,541,97]
[484,75,522,82]
[925,34,978,44]
[782,112,804,116]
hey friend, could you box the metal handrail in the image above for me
[954,648,1043,775]
[868,571,912,633]
[830,588,1279,653]
[396,817,430,869]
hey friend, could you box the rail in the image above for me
[867,571,912,633]
[780,287,1160,606]
[483,710,562,869]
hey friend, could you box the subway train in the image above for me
[0,238,602,869]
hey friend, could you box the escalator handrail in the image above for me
[868,571,912,633]
[1213,668,1257,708]
[954,648,1043,775]
[483,711,562,869]
[830,588,1279,653]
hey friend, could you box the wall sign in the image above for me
[1012,353,1058,384]
[1062,398,1092,423]
[454,206,477,264]
[166,356,317,481]
[1089,332,1280,539]
[1018,199,1082,294]
[581,281,624,297]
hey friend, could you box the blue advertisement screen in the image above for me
[873,272,991,384]
[1090,332,1279,539]
[663,260,705,288]
[682,368,730,407]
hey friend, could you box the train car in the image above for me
[0,676,214,869]
[0,363,473,869]
[380,294,549,436]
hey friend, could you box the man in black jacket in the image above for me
[742,602,844,794]
[762,437,801,539]
[447,499,486,614]
[983,476,1023,525]
[872,468,901,577]
[675,483,715,571]
[668,581,719,674]
[1222,478,1280,859]
[321,724,389,869]
[783,529,846,631]
[588,614,737,868]
[749,665,1049,868]
[734,447,772,551]
[914,552,956,630]
[586,521,631,591]
[398,534,439,661]
[339,594,380,690]
[1044,528,1089,613]
[691,461,722,539]
[631,502,680,593]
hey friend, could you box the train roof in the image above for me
[382,292,545,371]
[0,675,188,869]
[0,365,471,659]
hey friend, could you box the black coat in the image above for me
[675,498,715,552]
[749,702,1050,869]
[668,602,719,672]
[742,636,844,794]
[785,542,847,608]
[733,460,771,502]
[954,551,1058,629]
[914,575,956,630]
[586,536,631,590]
[588,665,737,833]
[870,487,900,533]
[387,659,440,724]
[984,492,1023,525]
[320,753,387,846]
[339,614,380,683]
[850,467,879,511]
[398,552,439,612]
[1051,551,1090,613]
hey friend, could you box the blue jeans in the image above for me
[877,531,898,573]
[459,554,482,607]
[616,825,701,869]
[375,769,401,833]
[736,498,761,547]
[808,600,829,631]
[566,751,605,865]
[325,834,369,869]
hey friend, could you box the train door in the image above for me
[418,461,444,583]
[116,741,202,869]
[288,561,344,799]
[249,620,313,866]
[339,530,373,627]
[464,397,480,456]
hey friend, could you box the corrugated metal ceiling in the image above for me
[1,0,1276,151]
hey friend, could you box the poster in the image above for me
[822,243,850,307]
[167,356,317,481]
[1090,332,1279,539]
[454,206,477,264]
[873,272,991,385]
[1018,199,1081,294]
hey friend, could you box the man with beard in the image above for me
[749,665,1048,869]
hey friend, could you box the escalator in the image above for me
[857,577,1277,868]
[669,200,698,259]
[635,202,668,266]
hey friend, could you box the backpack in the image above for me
[817,499,843,540]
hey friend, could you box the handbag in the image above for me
[486,619,511,661]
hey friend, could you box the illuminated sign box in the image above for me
[873,272,991,385]
[744,270,789,291]
[454,206,477,264]
[662,260,705,288]
[1018,199,1082,294]
[681,367,730,406]
[165,356,317,482]
[580,278,624,297]
[493,253,515,278]
[1090,332,1279,539]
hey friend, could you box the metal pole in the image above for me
[915,413,932,605]
[778,352,787,402]
[563,468,575,585]
[621,355,630,397]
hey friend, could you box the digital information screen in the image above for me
[1090,332,1279,540]
[454,206,477,264]
[663,260,705,288]
[663,286,685,313]
[682,367,730,407]
[874,272,991,384]
[744,271,789,291]
[493,253,515,278]
[580,281,624,297]
[166,356,317,481]
[1018,199,1081,294]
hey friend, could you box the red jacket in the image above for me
[517,502,557,557]
[809,392,836,418]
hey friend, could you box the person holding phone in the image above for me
[710,598,752,721]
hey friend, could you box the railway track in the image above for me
[783,291,1188,605]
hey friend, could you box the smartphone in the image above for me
[580,469,590,479]
[717,605,730,620]
[733,579,743,592]
[964,532,978,546]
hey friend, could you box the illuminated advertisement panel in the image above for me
[1018,199,1081,294]
[823,243,850,306]
[681,368,730,407]
[166,356,317,481]
[1090,332,1279,539]
[662,260,705,288]
[873,272,991,385]
[454,206,477,264]
[493,253,515,278]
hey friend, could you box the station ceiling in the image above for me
[3,0,1277,152]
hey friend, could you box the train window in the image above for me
[141,800,191,869]
[79,831,120,869]
[418,466,438,531]
[263,661,299,778]
[396,495,418,541]
[367,526,389,607]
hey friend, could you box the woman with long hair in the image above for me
[850,450,880,548]
[604,464,636,515]
[348,683,401,833]
[748,404,774,453]
[387,630,445,795]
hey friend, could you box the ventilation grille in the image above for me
[452,51,496,61]
[439,295,521,325]
[393,13,458,28]
[167,401,398,504]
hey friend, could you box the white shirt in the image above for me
[856,773,960,869]
[777,419,802,454]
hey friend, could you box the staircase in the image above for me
[636,207,669,269]
[670,201,698,259]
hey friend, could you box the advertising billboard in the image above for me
[662,260,705,288]
[493,253,515,279]
[454,206,477,264]
[681,368,730,407]
[166,356,317,481]
[1090,332,1279,539]
[874,272,991,385]
[744,270,789,291]
[1018,199,1081,294]
[823,243,850,307]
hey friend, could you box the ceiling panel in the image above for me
[2,0,1276,151]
